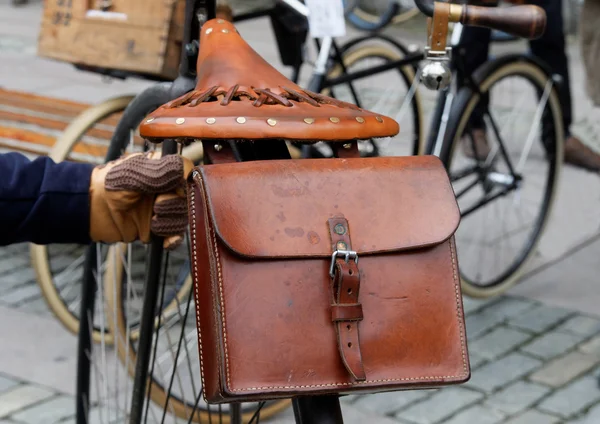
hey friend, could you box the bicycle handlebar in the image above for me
[414,0,547,40]
[450,3,546,39]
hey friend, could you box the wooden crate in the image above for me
[37,0,186,80]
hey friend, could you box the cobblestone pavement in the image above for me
[2,1,600,423]
[0,241,599,423]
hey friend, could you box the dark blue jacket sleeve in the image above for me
[0,153,95,246]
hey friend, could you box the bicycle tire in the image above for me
[347,2,420,31]
[440,56,563,298]
[30,95,135,345]
[325,42,424,157]
[103,244,291,423]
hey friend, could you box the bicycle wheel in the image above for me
[441,56,563,298]
[30,95,135,344]
[100,241,291,423]
[347,0,420,31]
[323,41,423,158]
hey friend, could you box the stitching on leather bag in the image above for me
[208,212,232,389]
[190,186,207,392]
[218,238,468,392]
[449,238,469,377]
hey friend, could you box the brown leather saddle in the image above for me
[139,19,399,143]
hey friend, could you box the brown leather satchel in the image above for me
[188,155,470,403]
[143,17,470,404]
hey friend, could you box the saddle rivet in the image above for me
[217,19,225,24]
[334,224,346,235]
[329,117,340,124]
[343,143,352,149]
[267,118,277,126]
[206,118,216,124]
[355,117,365,123]
[303,118,315,125]
[222,29,230,34]
[145,117,154,123]
[175,118,185,125]
[214,143,223,151]
[375,116,384,123]
[205,28,213,34]
[337,241,348,250]
[236,117,247,124]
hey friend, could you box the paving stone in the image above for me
[504,410,561,424]
[465,298,534,339]
[11,395,73,424]
[461,296,500,315]
[484,381,550,415]
[557,315,600,337]
[508,304,573,333]
[341,403,408,424]
[0,269,37,293]
[530,351,600,387]
[0,284,41,306]
[467,351,487,370]
[0,244,28,257]
[579,335,600,355]
[465,353,542,394]
[0,385,55,418]
[521,331,587,359]
[396,387,483,424]
[479,297,536,321]
[17,296,50,317]
[354,390,432,415]
[572,402,600,424]
[0,375,19,395]
[465,314,504,340]
[442,404,505,424]
[538,377,600,418]
[0,255,29,274]
[468,327,531,360]
[340,394,360,404]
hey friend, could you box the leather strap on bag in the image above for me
[328,216,366,381]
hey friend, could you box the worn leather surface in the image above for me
[188,156,470,403]
[139,19,399,142]
[199,156,460,258]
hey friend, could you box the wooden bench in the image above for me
[0,88,128,162]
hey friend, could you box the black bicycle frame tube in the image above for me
[75,244,97,424]
[293,396,344,424]
[322,52,424,89]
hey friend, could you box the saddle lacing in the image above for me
[163,86,361,111]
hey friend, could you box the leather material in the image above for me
[188,155,470,403]
[139,19,399,142]
[90,152,193,250]
[197,156,460,258]
[328,216,366,381]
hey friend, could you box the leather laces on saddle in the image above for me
[139,19,399,143]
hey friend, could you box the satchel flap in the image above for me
[198,156,460,258]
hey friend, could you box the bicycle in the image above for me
[74,1,548,423]
[345,0,420,32]
[304,2,563,298]
[31,0,423,343]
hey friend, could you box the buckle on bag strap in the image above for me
[329,250,358,278]
[328,216,366,381]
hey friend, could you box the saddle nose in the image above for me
[139,19,399,143]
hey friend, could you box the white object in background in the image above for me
[304,0,346,38]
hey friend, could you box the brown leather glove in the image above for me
[90,152,194,250]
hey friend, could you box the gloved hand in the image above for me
[89,152,194,250]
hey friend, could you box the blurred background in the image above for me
[0,0,599,423]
